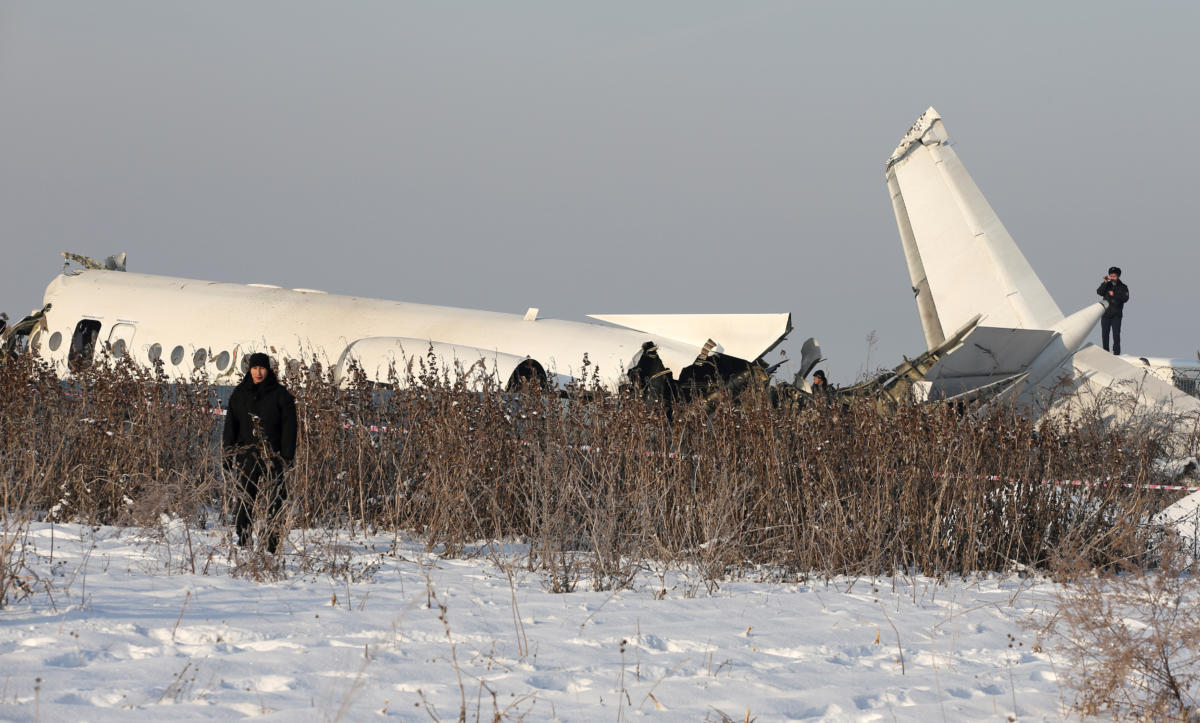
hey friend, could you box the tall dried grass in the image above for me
[0,349,1178,594]
[1039,544,1200,720]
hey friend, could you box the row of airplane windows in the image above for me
[47,319,241,373]
[45,319,323,379]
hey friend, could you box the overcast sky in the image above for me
[2,2,1197,382]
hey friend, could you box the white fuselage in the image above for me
[31,270,790,390]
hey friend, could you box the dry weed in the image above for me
[1040,544,1200,720]
[0,349,1182,595]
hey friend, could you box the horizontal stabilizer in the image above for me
[926,327,1058,380]
[948,371,1029,408]
[587,313,792,363]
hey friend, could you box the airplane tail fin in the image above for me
[885,108,1064,349]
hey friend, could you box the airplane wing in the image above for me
[587,313,793,364]
[1066,344,1200,417]
[886,107,1064,350]
[1071,346,1200,529]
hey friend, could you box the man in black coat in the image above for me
[811,369,831,395]
[1096,266,1130,355]
[222,352,297,554]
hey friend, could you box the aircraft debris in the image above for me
[0,304,50,360]
[61,251,127,274]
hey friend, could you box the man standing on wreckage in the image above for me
[222,352,298,554]
[1097,266,1130,355]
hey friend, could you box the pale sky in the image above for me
[2,2,1197,382]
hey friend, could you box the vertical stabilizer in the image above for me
[889,169,944,349]
[885,108,1064,348]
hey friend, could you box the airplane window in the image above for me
[170,345,184,365]
[68,320,102,370]
[47,332,63,351]
[215,350,230,371]
[148,343,162,363]
[112,339,127,358]
[193,348,207,369]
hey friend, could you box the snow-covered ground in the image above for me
[1,521,1076,721]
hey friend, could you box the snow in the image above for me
[1,522,1073,721]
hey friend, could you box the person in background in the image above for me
[1096,266,1130,355]
[811,369,832,397]
[222,352,297,554]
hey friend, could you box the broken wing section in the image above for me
[586,313,793,366]
[886,107,1064,349]
[1064,345,1200,423]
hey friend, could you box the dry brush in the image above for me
[1,352,1178,590]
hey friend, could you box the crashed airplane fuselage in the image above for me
[8,263,793,394]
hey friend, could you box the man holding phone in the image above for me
[1096,266,1130,355]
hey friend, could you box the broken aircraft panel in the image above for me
[0,303,50,360]
[772,313,1024,414]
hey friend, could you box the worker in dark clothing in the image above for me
[811,369,831,396]
[630,341,678,420]
[1096,266,1130,355]
[809,369,838,411]
[222,352,297,554]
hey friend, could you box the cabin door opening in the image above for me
[68,319,102,370]
[107,323,136,360]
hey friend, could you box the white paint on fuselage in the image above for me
[33,270,791,390]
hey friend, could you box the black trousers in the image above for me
[1101,315,1123,355]
[233,454,288,553]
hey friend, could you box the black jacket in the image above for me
[1096,279,1130,318]
[222,370,297,462]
